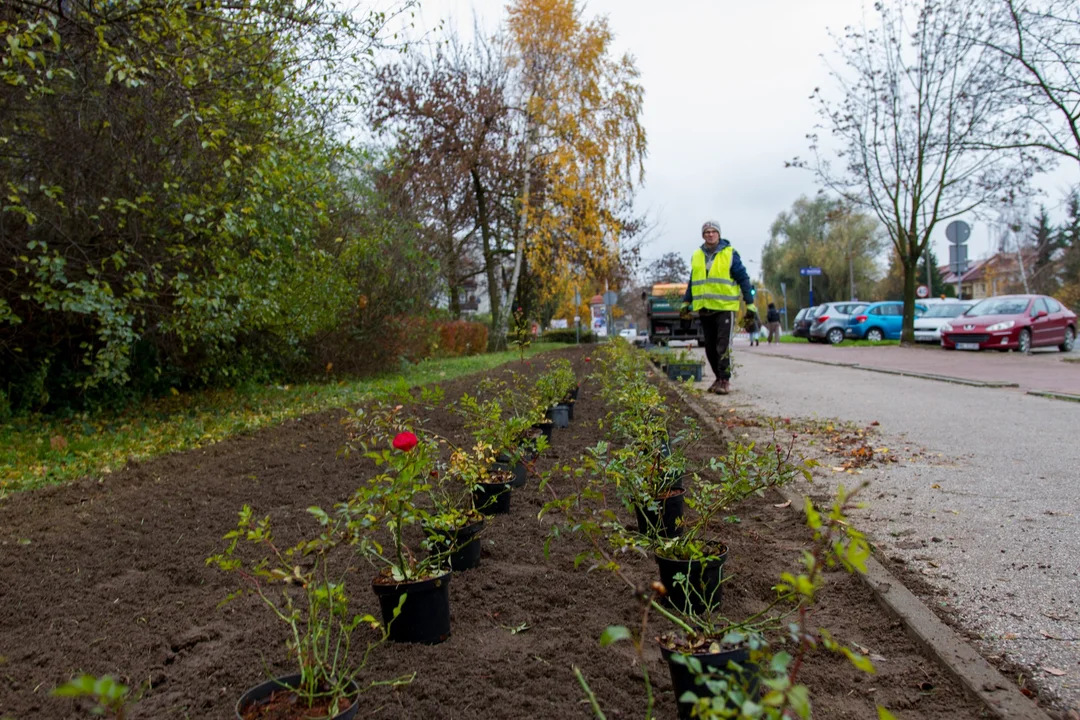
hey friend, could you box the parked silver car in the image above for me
[913,300,975,343]
[808,302,869,344]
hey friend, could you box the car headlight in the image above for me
[986,321,1015,332]
[940,323,953,332]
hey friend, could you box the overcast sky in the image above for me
[404,0,1080,284]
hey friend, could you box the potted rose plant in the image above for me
[424,442,495,566]
[208,504,398,719]
[341,430,454,644]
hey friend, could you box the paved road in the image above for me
[688,343,1080,712]
[742,338,1080,396]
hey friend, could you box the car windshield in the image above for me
[923,303,972,318]
[965,298,1030,316]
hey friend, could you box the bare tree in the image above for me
[645,252,689,285]
[798,0,1034,343]
[974,0,1080,166]
[369,32,520,336]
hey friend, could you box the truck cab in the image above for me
[642,283,705,346]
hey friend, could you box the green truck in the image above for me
[642,283,704,346]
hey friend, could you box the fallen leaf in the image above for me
[50,435,68,451]
[832,466,846,472]
[1044,667,1067,676]
[1041,632,1063,640]
[773,500,791,508]
[874,447,889,453]
[1004,633,1018,640]
[870,421,880,426]
[931,483,941,489]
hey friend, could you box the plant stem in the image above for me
[648,599,695,635]
[573,666,607,720]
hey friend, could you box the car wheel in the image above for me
[1018,329,1031,354]
[866,328,884,342]
[1060,327,1076,352]
[827,328,844,345]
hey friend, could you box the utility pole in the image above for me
[849,250,856,300]
[926,249,933,297]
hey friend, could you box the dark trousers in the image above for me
[700,310,734,380]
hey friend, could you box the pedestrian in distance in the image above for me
[679,220,756,395]
[744,307,763,346]
[766,302,781,344]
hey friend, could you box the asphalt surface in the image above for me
[688,340,1080,713]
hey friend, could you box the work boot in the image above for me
[717,380,730,395]
[707,379,723,394]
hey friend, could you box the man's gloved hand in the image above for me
[745,304,759,314]
[679,302,692,320]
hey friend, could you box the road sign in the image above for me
[948,244,969,275]
[946,221,971,245]
[603,290,618,307]
[780,281,786,293]
[916,285,929,298]
[799,267,822,277]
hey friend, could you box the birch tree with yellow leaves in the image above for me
[494,0,647,347]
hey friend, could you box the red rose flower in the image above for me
[392,432,419,452]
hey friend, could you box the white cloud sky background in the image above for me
[401,0,1080,287]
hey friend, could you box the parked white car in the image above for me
[913,300,975,343]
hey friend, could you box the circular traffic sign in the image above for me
[946,220,971,245]
[916,285,929,298]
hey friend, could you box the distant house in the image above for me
[939,249,1042,299]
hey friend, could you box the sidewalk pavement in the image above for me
[739,339,1080,396]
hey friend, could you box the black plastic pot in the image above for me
[235,674,359,720]
[492,459,527,489]
[654,544,728,616]
[569,384,580,401]
[473,478,513,515]
[547,404,570,428]
[634,489,685,538]
[429,519,485,572]
[371,571,452,644]
[563,398,575,422]
[531,420,554,442]
[660,644,758,720]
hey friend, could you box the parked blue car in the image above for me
[845,301,928,341]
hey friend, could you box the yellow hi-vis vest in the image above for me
[690,246,741,312]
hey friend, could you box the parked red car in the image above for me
[940,294,1076,353]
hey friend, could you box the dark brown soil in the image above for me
[0,346,991,719]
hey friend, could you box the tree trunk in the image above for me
[901,252,918,345]
[491,126,534,351]
[472,167,502,349]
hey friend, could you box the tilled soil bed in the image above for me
[0,346,990,719]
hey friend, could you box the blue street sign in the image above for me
[799,267,823,277]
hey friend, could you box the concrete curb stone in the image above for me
[1027,390,1080,403]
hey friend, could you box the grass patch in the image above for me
[778,335,900,348]
[0,343,567,497]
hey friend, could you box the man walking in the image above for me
[680,220,756,395]
[766,302,781,344]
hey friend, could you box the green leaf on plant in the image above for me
[842,647,876,674]
[599,625,631,647]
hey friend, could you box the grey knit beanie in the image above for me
[701,220,721,236]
